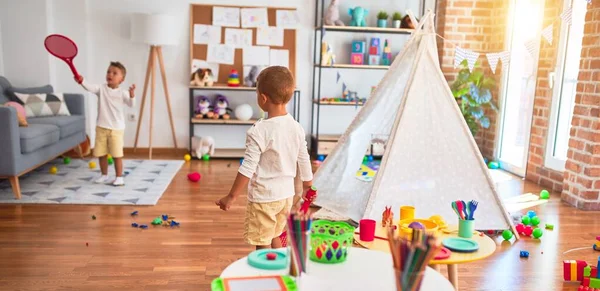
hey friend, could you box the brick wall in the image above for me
[525,0,565,192]
[561,0,600,210]
[435,0,507,158]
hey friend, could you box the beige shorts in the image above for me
[94,126,124,158]
[244,196,294,246]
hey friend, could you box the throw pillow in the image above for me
[13,92,71,117]
[6,85,54,104]
[3,101,28,126]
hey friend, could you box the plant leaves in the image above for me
[454,87,470,98]
[479,116,491,129]
[481,77,496,89]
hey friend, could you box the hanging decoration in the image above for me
[454,47,479,72]
[524,39,539,58]
[541,24,554,45]
[498,51,511,72]
[486,53,500,74]
[561,6,573,25]
[336,71,341,83]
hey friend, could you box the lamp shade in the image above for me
[130,13,178,45]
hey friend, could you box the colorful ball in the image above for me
[49,166,58,174]
[502,230,513,241]
[89,161,97,169]
[408,222,424,229]
[184,154,191,162]
[527,210,536,218]
[63,157,71,164]
[487,161,499,169]
[532,228,543,239]
[107,157,114,165]
[531,216,540,226]
[540,190,550,199]
[521,216,531,226]
[187,172,201,182]
[317,155,325,161]
[202,154,210,161]
[523,226,533,236]
[515,223,525,234]
[367,155,374,162]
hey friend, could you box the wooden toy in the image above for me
[352,40,366,53]
[369,38,380,54]
[381,39,392,65]
[368,55,380,65]
[382,206,394,227]
[351,53,364,65]
[227,69,240,87]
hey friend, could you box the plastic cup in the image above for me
[400,206,415,221]
[359,219,376,242]
[458,219,474,238]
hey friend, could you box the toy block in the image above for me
[352,41,366,53]
[351,53,364,65]
[566,260,575,281]
[593,266,598,278]
[368,55,380,66]
[586,266,592,277]
[580,260,590,281]
[591,278,600,289]
[368,46,380,55]
[584,277,591,287]
[370,37,380,48]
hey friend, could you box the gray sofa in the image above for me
[0,76,86,199]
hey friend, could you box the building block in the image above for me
[369,38,380,54]
[566,260,575,281]
[351,53,364,65]
[352,41,366,53]
[591,278,600,289]
[586,265,592,277]
[593,266,598,278]
[584,277,590,287]
[368,55,380,65]
[565,260,590,281]
[580,260,590,281]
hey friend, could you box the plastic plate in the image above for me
[434,247,452,260]
[442,238,479,253]
[247,249,288,270]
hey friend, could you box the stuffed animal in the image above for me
[382,206,394,227]
[244,66,259,87]
[324,0,345,26]
[190,68,214,87]
[194,95,214,119]
[401,15,416,29]
[349,7,368,27]
[191,136,215,158]
[212,95,232,120]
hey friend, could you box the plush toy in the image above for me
[194,95,214,119]
[382,206,394,227]
[212,95,232,119]
[244,66,259,87]
[349,7,368,27]
[190,68,214,87]
[401,15,416,29]
[191,136,215,158]
[324,0,345,26]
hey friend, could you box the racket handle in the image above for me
[67,61,81,83]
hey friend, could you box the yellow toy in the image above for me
[89,161,97,169]
[49,166,58,174]
[184,154,191,162]
[107,154,112,159]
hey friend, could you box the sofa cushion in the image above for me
[27,115,85,139]
[5,84,54,104]
[20,124,60,154]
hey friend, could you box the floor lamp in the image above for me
[130,13,178,159]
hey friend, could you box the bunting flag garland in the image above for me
[454,47,467,68]
[499,51,511,72]
[524,39,539,58]
[587,0,592,4]
[561,6,573,25]
[454,47,480,72]
[486,53,501,74]
[336,71,341,83]
[541,24,553,45]
[342,82,347,93]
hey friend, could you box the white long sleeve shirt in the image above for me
[239,114,313,203]
[81,79,134,130]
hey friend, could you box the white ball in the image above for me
[234,104,253,121]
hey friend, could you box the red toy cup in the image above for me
[359,219,376,242]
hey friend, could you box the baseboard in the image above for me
[123,147,188,155]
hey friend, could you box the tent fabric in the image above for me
[313,13,515,232]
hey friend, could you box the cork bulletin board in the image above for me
[189,4,297,85]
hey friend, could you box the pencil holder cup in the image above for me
[394,268,425,291]
[309,220,355,264]
[458,219,474,238]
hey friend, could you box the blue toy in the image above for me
[140,224,148,229]
[131,223,139,227]
[349,7,368,27]
[170,220,180,227]
[519,250,529,258]
[131,210,138,216]
[527,210,536,218]
[162,215,168,221]
[488,161,500,169]
[318,155,325,161]
[351,40,366,53]
[240,158,244,165]
[367,155,374,162]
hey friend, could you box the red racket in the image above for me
[44,34,81,81]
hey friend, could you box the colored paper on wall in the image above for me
[241,8,268,28]
[212,7,240,27]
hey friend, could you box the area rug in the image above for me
[0,159,183,205]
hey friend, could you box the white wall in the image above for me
[0,0,433,149]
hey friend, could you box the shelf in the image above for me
[190,118,257,125]
[312,134,341,142]
[313,99,365,106]
[190,84,299,91]
[315,64,390,70]
[317,25,414,35]
[211,148,246,158]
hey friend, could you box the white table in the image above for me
[221,247,454,291]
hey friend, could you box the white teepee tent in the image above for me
[313,12,516,233]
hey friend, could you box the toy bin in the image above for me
[309,220,355,264]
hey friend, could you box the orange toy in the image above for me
[382,206,394,227]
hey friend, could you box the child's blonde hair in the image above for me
[256,66,295,104]
[109,61,127,78]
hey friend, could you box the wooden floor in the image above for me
[0,154,598,291]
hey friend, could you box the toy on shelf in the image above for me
[191,136,215,158]
[227,69,240,87]
[401,15,416,29]
[234,104,253,121]
[520,250,529,258]
[368,38,380,65]
[376,11,388,28]
[381,206,394,227]
[381,40,392,65]
[324,0,344,26]
[244,66,259,87]
[190,68,214,87]
[321,41,336,66]
[351,40,366,65]
[349,7,368,27]
[194,96,214,119]
[212,95,232,119]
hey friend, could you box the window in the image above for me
[545,0,587,171]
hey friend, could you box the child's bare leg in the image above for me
[114,158,123,177]
[271,236,282,249]
[99,156,108,175]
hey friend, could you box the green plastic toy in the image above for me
[540,189,550,199]
[108,157,114,165]
[151,217,163,225]
[202,154,210,161]
[531,216,540,226]
[532,228,543,239]
[521,216,531,225]
[545,223,554,230]
[63,157,71,164]
[502,230,513,241]
[487,161,499,169]
[211,275,297,291]
[247,249,288,270]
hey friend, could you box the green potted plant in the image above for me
[377,11,389,28]
[450,60,498,136]
[392,12,402,28]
